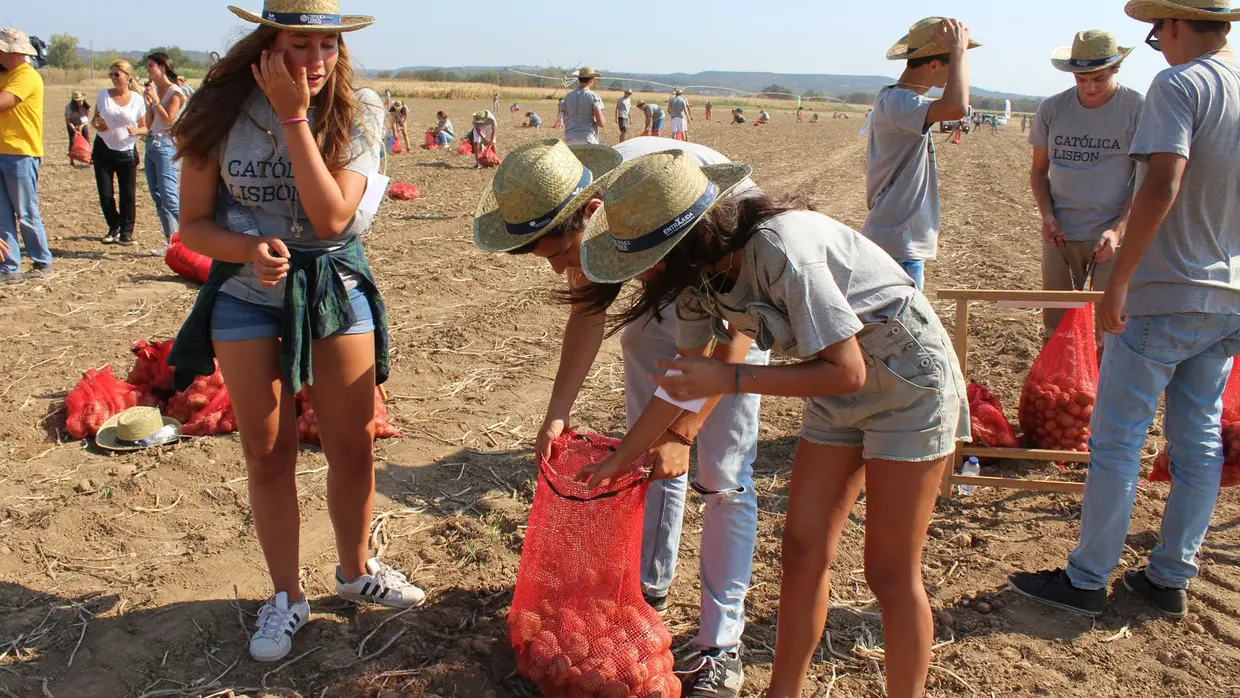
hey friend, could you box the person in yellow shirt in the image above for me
[0,27,53,285]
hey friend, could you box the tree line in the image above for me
[44,34,207,77]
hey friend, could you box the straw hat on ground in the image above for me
[1052,31,1133,73]
[1125,0,1240,21]
[580,151,753,284]
[0,28,37,56]
[576,66,603,79]
[228,0,374,32]
[887,17,983,60]
[96,407,182,452]
[474,139,623,253]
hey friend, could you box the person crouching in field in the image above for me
[576,150,969,698]
[1030,30,1143,350]
[167,0,424,665]
[469,109,498,167]
[1009,0,1240,621]
[474,138,772,698]
[432,110,453,147]
[861,17,979,291]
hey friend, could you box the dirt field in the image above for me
[1,85,1238,698]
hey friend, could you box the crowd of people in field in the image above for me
[1,0,1238,696]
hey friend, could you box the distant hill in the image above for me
[74,47,213,66]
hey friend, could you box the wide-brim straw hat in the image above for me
[0,28,37,56]
[1125,0,1240,21]
[580,151,753,284]
[474,139,624,253]
[71,91,86,101]
[96,407,182,452]
[576,66,603,79]
[228,0,374,32]
[473,110,492,124]
[1052,30,1133,73]
[887,17,983,60]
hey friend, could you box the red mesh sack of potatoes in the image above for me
[128,338,176,394]
[967,381,1019,448]
[390,135,406,154]
[294,387,400,445]
[165,233,212,285]
[457,140,473,155]
[166,365,226,425]
[64,366,157,440]
[508,432,679,698]
[478,145,501,168]
[1019,306,1098,453]
[423,129,438,150]
[70,133,92,164]
[1151,362,1240,488]
[388,183,421,200]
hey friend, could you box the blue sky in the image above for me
[8,1,1177,97]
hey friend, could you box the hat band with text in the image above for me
[504,168,593,236]
[1069,54,1120,67]
[614,182,718,254]
[263,11,342,25]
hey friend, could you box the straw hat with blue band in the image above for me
[95,407,182,452]
[1125,0,1240,21]
[474,139,623,253]
[228,0,375,32]
[1052,31,1133,73]
[579,151,753,285]
[886,17,983,60]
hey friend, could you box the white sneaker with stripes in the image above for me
[249,591,310,662]
[336,557,426,609]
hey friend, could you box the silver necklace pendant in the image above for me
[290,219,304,238]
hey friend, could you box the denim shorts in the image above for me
[653,116,665,131]
[801,293,971,461]
[210,287,375,342]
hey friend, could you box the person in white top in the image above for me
[616,88,633,143]
[143,51,187,254]
[91,59,148,246]
[470,109,498,168]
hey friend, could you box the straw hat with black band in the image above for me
[579,151,753,284]
[1125,0,1240,21]
[1052,30,1134,73]
[96,407,182,452]
[474,139,623,253]
[228,0,374,32]
[576,66,603,79]
[887,17,983,60]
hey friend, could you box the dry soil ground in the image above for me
[0,87,1237,698]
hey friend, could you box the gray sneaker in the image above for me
[680,646,744,698]
[2,271,25,285]
[25,264,54,280]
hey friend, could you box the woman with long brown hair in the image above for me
[142,51,187,254]
[91,60,147,245]
[167,1,423,664]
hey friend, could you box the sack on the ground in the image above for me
[182,384,237,436]
[388,183,421,200]
[165,364,225,424]
[391,135,406,155]
[479,145,501,168]
[1151,361,1240,488]
[968,381,1019,449]
[65,366,157,439]
[294,387,400,445]
[128,338,176,394]
[509,432,679,698]
[70,133,92,164]
[640,129,650,137]
[457,140,473,155]
[1018,306,1098,453]
[165,233,212,285]
[424,129,438,150]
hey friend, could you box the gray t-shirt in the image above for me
[1030,85,1143,242]
[861,86,939,262]
[1126,54,1240,317]
[218,87,386,306]
[617,96,631,120]
[563,87,604,143]
[644,104,664,120]
[668,96,688,118]
[676,210,916,356]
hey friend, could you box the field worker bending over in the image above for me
[470,109,498,168]
[731,107,745,124]
[388,100,409,151]
[576,150,969,698]
[1010,0,1240,622]
[1029,30,1143,348]
[756,110,771,124]
[474,137,771,698]
[637,100,666,135]
[862,17,979,291]
[524,111,542,128]
[563,65,606,144]
[668,88,693,140]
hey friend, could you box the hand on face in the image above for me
[251,50,310,122]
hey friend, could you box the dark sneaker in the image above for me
[2,271,25,286]
[679,646,743,698]
[118,236,136,247]
[1123,567,1187,618]
[101,230,118,244]
[25,264,54,280]
[1007,568,1106,617]
[644,591,669,615]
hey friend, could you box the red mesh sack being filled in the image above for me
[423,129,438,150]
[1018,306,1098,453]
[70,133,92,164]
[64,366,157,440]
[294,387,400,444]
[128,339,176,394]
[508,432,679,698]
[388,183,421,200]
[457,140,473,155]
[391,135,406,154]
[1151,361,1240,488]
[478,145,501,168]
[165,233,212,284]
[967,381,1019,448]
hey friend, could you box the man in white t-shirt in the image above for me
[616,88,633,143]
[667,89,693,141]
[470,110,498,168]
[563,66,606,144]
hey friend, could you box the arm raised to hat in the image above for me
[924,19,972,125]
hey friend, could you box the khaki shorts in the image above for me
[801,293,971,462]
[1042,239,1114,343]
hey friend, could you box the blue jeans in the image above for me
[144,135,181,239]
[435,131,453,147]
[621,314,769,650]
[0,154,53,273]
[1066,313,1240,591]
[899,259,925,291]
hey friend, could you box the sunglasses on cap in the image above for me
[1146,20,1164,52]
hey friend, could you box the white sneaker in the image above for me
[248,591,310,662]
[149,243,170,257]
[336,557,426,609]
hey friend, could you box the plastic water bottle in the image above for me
[957,457,981,496]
